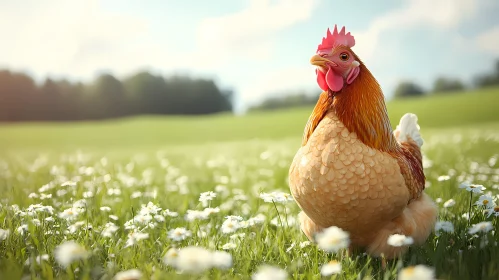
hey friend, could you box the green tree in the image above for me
[0,70,37,121]
[123,71,169,115]
[475,59,499,88]
[394,81,425,98]
[433,77,465,93]
[86,73,128,119]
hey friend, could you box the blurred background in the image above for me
[0,0,498,150]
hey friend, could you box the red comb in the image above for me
[317,25,355,52]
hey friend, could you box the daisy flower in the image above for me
[475,194,496,209]
[259,191,294,203]
[434,221,454,236]
[443,199,455,208]
[174,246,214,274]
[54,240,89,268]
[0,229,10,241]
[211,251,232,270]
[221,242,237,250]
[486,206,499,217]
[199,191,217,206]
[459,182,486,194]
[315,226,350,253]
[387,234,414,247]
[468,222,493,235]
[163,248,180,267]
[398,265,435,280]
[252,265,288,280]
[125,232,149,248]
[25,254,49,266]
[167,227,192,241]
[114,269,142,280]
[320,260,342,277]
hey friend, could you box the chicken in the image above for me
[288,25,438,259]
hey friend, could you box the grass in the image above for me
[0,87,498,279]
[0,86,498,151]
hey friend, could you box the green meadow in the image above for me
[0,87,498,279]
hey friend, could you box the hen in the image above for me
[288,25,438,259]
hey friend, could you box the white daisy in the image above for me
[199,191,217,207]
[315,226,350,253]
[221,217,242,234]
[114,269,142,280]
[163,247,179,267]
[437,175,450,181]
[25,254,49,266]
[174,246,213,274]
[443,199,456,208]
[459,182,486,194]
[185,210,209,221]
[434,221,454,236]
[102,222,119,238]
[252,265,288,280]
[320,260,342,276]
[475,194,496,209]
[167,227,192,241]
[54,240,89,268]
[211,251,232,270]
[387,234,414,247]
[125,232,149,248]
[486,206,499,217]
[221,242,237,250]
[259,191,294,203]
[398,265,435,280]
[202,207,220,216]
[58,207,85,221]
[163,209,179,217]
[0,228,10,241]
[100,206,112,212]
[468,221,494,235]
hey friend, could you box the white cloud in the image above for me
[476,25,499,55]
[197,0,318,62]
[0,0,152,80]
[352,0,479,63]
[195,0,320,112]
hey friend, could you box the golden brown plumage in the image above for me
[289,26,437,259]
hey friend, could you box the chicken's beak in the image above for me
[310,54,331,67]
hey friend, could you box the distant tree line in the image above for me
[0,70,233,122]
[248,91,319,111]
[251,59,499,110]
[394,59,499,98]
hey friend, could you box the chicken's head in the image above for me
[311,25,360,92]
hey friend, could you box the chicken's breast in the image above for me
[289,111,410,246]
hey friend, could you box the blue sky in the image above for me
[1,0,498,113]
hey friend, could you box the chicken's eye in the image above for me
[339,52,349,61]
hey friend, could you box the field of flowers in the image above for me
[1,122,499,279]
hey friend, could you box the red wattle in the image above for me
[316,69,328,91]
[326,67,344,92]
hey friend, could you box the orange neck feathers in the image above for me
[302,59,398,152]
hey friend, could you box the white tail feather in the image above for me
[395,113,423,148]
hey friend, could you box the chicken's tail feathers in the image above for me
[394,113,423,148]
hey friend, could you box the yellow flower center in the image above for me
[404,266,415,275]
[329,237,340,245]
[483,200,489,205]
[494,206,499,212]
[328,260,339,265]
